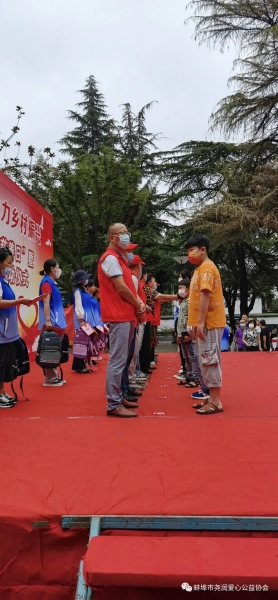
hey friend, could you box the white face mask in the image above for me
[1,267,12,278]
[178,289,187,298]
[53,267,62,280]
[249,324,254,329]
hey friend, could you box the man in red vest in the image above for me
[98,224,145,418]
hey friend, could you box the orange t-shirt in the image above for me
[187,259,226,329]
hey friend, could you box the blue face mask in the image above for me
[126,252,134,263]
[118,234,130,249]
[1,267,12,278]
[153,283,157,290]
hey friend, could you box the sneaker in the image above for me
[57,379,67,385]
[4,391,17,404]
[191,390,210,400]
[129,384,145,391]
[135,371,148,377]
[150,361,155,368]
[43,379,64,387]
[0,393,15,408]
[174,373,187,380]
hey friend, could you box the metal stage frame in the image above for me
[61,515,278,600]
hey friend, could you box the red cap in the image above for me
[130,255,145,266]
[126,243,138,250]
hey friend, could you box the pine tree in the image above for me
[59,75,116,158]
[117,102,160,171]
[186,1,278,141]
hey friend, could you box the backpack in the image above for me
[36,330,62,369]
[60,333,69,364]
[73,329,90,360]
[4,338,30,401]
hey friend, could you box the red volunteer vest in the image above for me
[98,248,137,322]
[151,298,161,326]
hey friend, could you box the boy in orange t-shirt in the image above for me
[186,234,226,415]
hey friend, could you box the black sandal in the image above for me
[185,381,199,388]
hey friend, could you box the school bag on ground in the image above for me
[36,330,62,369]
[4,338,30,401]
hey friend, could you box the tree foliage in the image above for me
[187,1,278,141]
[59,75,116,158]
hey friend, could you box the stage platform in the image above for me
[1,352,278,598]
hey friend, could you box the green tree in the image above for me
[117,102,160,172]
[186,1,278,141]
[159,139,278,321]
[59,75,116,158]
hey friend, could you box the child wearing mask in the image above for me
[176,279,199,388]
[39,258,67,386]
[235,321,247,352]
[0,247,35,408]
[72,270,94,373]
[86,282,107,361]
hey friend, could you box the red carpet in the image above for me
[1,351,278,598]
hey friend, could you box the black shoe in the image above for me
[127,389,142,397]
[123,392,141,402]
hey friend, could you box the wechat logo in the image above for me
[181,582,193,592]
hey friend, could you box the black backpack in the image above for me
[4,338,30,401]
[36,330,62,369]
[60,333,69,364]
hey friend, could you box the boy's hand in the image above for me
[197,323,206,340]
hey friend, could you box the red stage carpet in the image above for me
[1,351,278,598]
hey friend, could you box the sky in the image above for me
[0,0,235,161]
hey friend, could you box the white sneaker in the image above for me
[0,393,15,408]
[43,379,64,387]
[150,361,155,368]
[4,391,18,404]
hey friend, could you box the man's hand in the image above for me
[197,322,206,340]
[136,302,145,324]
[177,336,181,344]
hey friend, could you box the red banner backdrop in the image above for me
[0,171,53,357]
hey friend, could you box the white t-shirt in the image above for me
[74,289,84,320]
[131,274,138,292]
[101,255,123,278]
